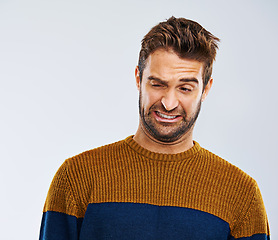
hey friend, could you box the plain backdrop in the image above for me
[0,0,277,239]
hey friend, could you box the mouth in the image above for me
[153,111,183,123]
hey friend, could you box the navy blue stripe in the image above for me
[80,202,230,240]
[40,203,269,240]
[39,211,83,240]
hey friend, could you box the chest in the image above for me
[79,202,231,240]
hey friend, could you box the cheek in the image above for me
[180,95,201,113]
[141,88,161,109]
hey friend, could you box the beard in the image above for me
[139,90,202,143]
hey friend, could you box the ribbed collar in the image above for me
[124,135,201,162]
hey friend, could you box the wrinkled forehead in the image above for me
[144,49,204,85]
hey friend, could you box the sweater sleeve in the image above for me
[230,182,270,239]
[39,160,83,240]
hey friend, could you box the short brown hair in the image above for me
[138,17,220,88]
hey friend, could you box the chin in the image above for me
[149,130,185,143]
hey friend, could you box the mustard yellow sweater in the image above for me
[40,136,270,240]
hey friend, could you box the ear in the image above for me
[135,66,140,90]
[201,78,213,102]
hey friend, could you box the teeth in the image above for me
[157,112,177,119]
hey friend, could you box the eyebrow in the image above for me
[148,76,199,84]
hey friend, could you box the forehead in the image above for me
[144,49,204,83]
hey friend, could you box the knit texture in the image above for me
[41,136,270,239]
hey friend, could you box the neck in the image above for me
[133,125,194,154]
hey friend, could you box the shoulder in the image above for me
[200,147,255,180]
[199,146,258,194]
[55,137,132,181]
[197,146,263,224]
[49,138,129,206]
[64,137,127,167]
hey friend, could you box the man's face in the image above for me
[136,49,212,143]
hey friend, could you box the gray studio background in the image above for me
[0,0,277,239]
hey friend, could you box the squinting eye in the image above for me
[180,87,192,92]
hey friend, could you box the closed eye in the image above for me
[152,84,163,87]
[150,80,166,88]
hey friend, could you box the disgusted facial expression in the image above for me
[136,49,212,143]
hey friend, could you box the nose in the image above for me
[161,90,179,111]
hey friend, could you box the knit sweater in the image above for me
[39,136,270,240]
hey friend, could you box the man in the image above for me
[39,17,270,239]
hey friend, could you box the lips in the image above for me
[156,111,178,119]
[153,111,182,123]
